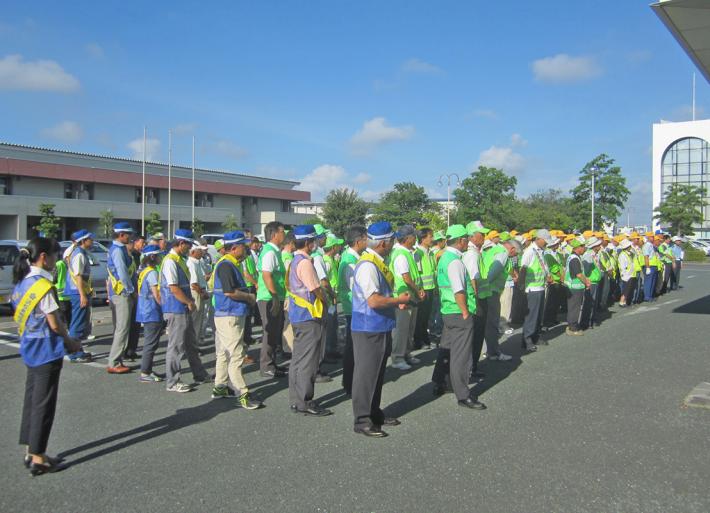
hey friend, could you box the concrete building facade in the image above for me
[0,143,311,240]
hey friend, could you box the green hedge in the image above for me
[683,243,707,262]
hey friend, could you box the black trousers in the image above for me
[20,358,63,455]
[472,298,487,371]
[566,288,584,331]
[542,283,564,327]
[59,300,72,329]
[413,290,434,348]
[621,278,637,305]
[341,315,354,394]
[258,300,285,373]
[126,298,140,354]
[352,331,390,428]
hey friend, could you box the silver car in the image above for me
[0,240,21,306]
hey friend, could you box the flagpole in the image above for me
[168,129,172,237]
[192,135,196,227]
[141,126,146,235]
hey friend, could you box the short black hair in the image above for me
[264,221,284,242]
[446,238,460,247]
[283,231,296,246]
[418,227,433,240]
[295,239,309,250]
[346,226,367,247]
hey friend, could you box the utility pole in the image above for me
[436,173,460,227]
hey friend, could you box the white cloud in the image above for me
[476,134,528,175]
[85,43,104,59]
[0,54,80,92]
[531,53,602,84]
[401,58,441,74]
[471,109,499,120]
[297,165,374,200]
[127,137,161,161]
[205,139,248,160]
[360,190,383,201]
[40,121,83,143]
[349,117,414,155]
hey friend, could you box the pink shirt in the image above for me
[295,250,320,292]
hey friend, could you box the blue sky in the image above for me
[1,0,708,226]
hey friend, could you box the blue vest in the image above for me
[136,268,162,323]
[11,275,65,367]
[288,253,318,324]
[64,246,90,296]
[351,260,396,333]
[160,255,192,314]
[213,258,249,317]
[107,242,133,297]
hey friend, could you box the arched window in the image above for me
[661,136,710,220]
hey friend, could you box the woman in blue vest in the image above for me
[11,237,81,476]
[136,244,164,383]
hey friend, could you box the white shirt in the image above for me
[444,247,467,294]
[70,249,89,277]
[259,242,280,273]
[392,243,413,276]
[27,266,59,314]
[188,256,207,288]
[161,250,181,286]
[312,252,327,281]
[618,251,634,282]
[462,244,481,281]
[354,248,385,299]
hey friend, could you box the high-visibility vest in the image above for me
[416,246,437,290]
[523,247,546,289]
[437,249,476,315]
[564,254,585,290]
[256,243,286,302]
[389,246,422,296]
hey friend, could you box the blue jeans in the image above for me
[643,268,657,301]
[68,295,91,339]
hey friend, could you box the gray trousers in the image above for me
[140,321,163,374]
[325,305,339,354]
[164,313,208,388]
[108,294,134,368]
[484,291,502,356]
[523,290,545,343]
[441,314,474,401]
[567,288,584,331]
[352,331,390,429]
[289,319,324,410]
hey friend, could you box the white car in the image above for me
[689,240,710,256]
[0,240,21,306]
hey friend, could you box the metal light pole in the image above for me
[436,173,460,227]
[141,126,146,235]
[589,165,598,232]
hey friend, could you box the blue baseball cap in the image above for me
[368,221,394,241]
[71,229,95,243]
[113,222,135,234]
[294,225,317,240]
[174,229,195,244]
[223,231,248,245]
[141,244,162,256]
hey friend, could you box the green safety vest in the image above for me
[437,249,476,315]
[323,254,339,290]
[256,243,286,301]
[415,246,437,290]
[337,248,359,315]
[282,250,294,268]
[633,247,644,274]
[389,245,422,296]
[543,250,562,284]
[54,259,69,302]
[242,253,258,286]
[658,243,672,264]
[482,244,508,294]
[564,254,586,290]
[584,251,602,284]
[523,248,546,289]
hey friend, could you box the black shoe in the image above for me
[538,339,549,346]
[315,373,333,383]
[260,369,286,378]
[433,383,447,396]
[297,406,333,417]
[354,426,388,437]
[29,459,68,476]
[471,370,485,379]
[525,345,538,353]
[381,417,401,426]
[458,397,487,410]
[24,454,65,469]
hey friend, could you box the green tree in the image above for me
[145,211,163,236]
[322,188,369,236]
[454,166,518,229]
[192,217,205,238]
[514,189,577,232]
[654,183,706,235]
[301,215,323,226]
[419,209,447,232]
[571,154,629,229]
[98,209,114,238]
[222,213,239,232]
[34,203,61,239]
[371,182,436,227]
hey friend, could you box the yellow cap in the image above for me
[486,230,500,240]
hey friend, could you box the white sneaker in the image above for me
[391,361,412,371]
[406,356,421,365]
[86,335,96,341]
[166,382,192,393]
[489,352,512,361]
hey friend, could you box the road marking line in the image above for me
[0,330,112,369]
[686,275,695,279]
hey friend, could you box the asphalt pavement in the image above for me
[1,266,709,513]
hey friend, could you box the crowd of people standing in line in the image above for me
[10,217,686,474]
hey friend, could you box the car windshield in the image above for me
[0,244,19,267]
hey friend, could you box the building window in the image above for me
[135,187,160,204]
[65,182,94,200]
[251,197,258,206]
[281,200,290,212]
[662,137,710,185]
[194,192,214,208]
[0,176,10,195]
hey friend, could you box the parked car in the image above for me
[688,240,710,256]
[60,240,110,303]
[0,240,21,306]
[201,234,223,245]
